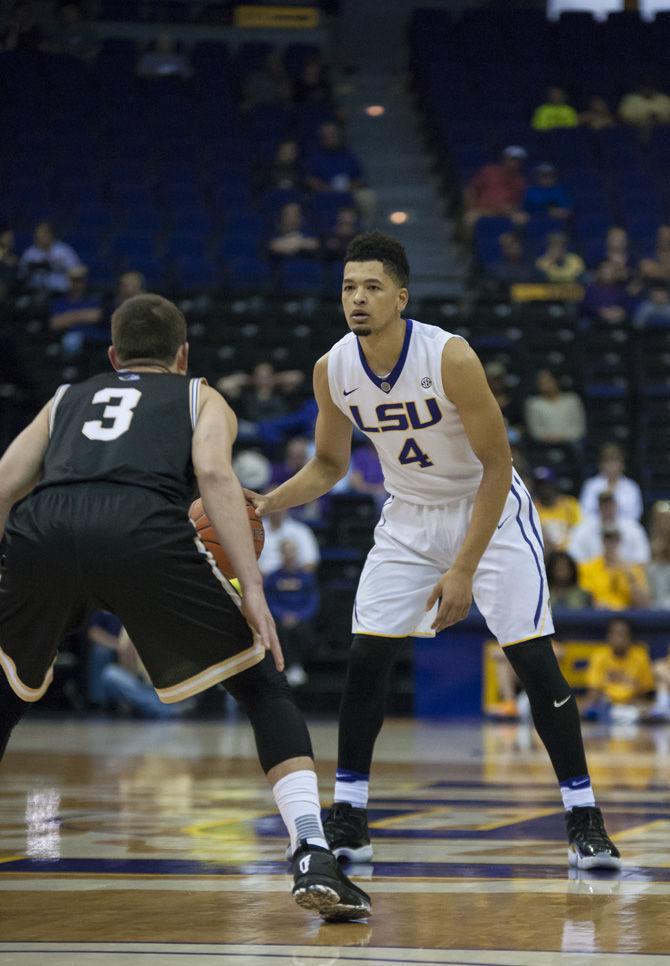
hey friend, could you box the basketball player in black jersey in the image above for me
[0,293,370,922]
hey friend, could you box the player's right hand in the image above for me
[243,488,272,517]
[240,586,285,672]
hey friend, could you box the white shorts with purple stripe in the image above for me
[352,470,554,646]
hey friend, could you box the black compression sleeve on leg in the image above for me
[504,635,588,783]
[337,634,407,775]
[0,674,30,761]
[224,654,313,774]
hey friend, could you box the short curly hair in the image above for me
[344,231,410,288]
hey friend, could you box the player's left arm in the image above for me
[426,339,512,632]
[0,400,51,539]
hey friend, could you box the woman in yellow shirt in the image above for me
[583,618,655,721]
[578,530,651,610]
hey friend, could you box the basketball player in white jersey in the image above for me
[251,232,620,870]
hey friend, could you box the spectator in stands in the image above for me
[648,501,670,609]
[619,82,670,139]
[347,439,386,510]
[271,436,312,489]
[49,265,106,353]
[535,233,584,284]
[19,221,81,294]
[579,96,615,131]
[105,628,194,719]
[240,48,293,112]
[580,442,643,521]
[463,146,528,234]
[268,202,320,259]
[258,506,320,576]
[44,2,98,62]
[136,32,192,80]
[547,551,591,609]
[115,270,146,306]
[293,53,332,106]
[639,225,670,285]
[634,283,670,328]
[0,225,18,297]
[1,1,43,52]
[531,86,579,131]
[524,165,572,222]
[488,232,537,287]
[581,261,632,324]
[485,360,523,439]
[525,368,586,445]
[85,610,123,708]
[578,530,650,610]
[321,205,359,261]
[532,466,582,553]
[649,648,670,720]
[305,122,375,222]
[261,139,304,193]
[232,450,272,491]
[569,491,650,566]
[265,539,320,687]
[224,362,296,423]
[583,618,655,722]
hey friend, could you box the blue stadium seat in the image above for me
[226,256,272,293]
[280,258,324,295]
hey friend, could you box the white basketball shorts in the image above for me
[352,471,554,647]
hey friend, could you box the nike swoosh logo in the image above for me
[554,695,572,708]
[497,515,511,530]
[571,778,590,786]
[343,388,358,396]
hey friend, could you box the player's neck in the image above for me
[357,316,406,376]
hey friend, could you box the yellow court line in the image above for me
[0,855,23,864]
[371,806,559,832]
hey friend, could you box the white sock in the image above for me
[272,769,328,854]
[334,769,369,808]
[560,776,596,811]
[654,683,670,710]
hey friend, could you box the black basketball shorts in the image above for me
[0,484,264,703]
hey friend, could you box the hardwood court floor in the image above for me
[1,716,669,965]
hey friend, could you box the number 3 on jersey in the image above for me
[82,388,142,441]
[398,436,433,468]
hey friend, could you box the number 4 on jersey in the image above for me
[398,436,433,468]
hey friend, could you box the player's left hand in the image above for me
[427,569,473,632]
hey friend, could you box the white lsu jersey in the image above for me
[328,319,483,506]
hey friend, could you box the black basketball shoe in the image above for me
[291,840,372,921]
[324,802,374,862]
[566,806,622,870]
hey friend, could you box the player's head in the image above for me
[109,293,188,374]
[342,231,409,337]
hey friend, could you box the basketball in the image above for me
[188,497,265,579]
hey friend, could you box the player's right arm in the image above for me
[0,400,51,539]
[192,385,283,670]
[251,354,353,515]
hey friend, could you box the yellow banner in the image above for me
[234,5,319,28]
[510,282,584,302]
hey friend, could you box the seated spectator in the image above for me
[114,270,146,307]
[321,205,359,261]
[347,439,386,510]
[264,539,320,687]
[531,86,579,131]
[524,368,586,444]
[261,139,303,192]
[535,233,584,284]
[221,362,291,423]
[0,224,18,297]
[485,360,523,438]
[19,221,81,293]
[488,232,537,287]
[634,283,670,328]
[49,265,106,356]
[569,491,650,566]
[306,121,375,223]
[136,33,192,80]
[270,436,328,523]
[547,550,592,609]
[1,1,44,52]
[580,442,643,521]
[581,261,631,325]
[268,202,320,259]
[463,145,528,233]
[578,530,651,609]
[532,466,582,553]
[639,224,670,284]
[258,507,320,575]
[648,500,670,608]
[599,227,638,287]
[524,165,572,221]
[293,54,332,106]
[619,82,670,138]
[43,2,98,62]
[583,618,655,721]
[240,48,293,112]
[649,647,670,720]
[579,95,615,131]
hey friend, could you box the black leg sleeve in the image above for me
[224,654,313,774]
[0,674,30,761]
[504,635,588,783]
[337,634,407,775]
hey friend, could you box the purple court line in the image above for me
[2,953,668,964]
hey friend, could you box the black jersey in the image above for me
[34,371,203,504]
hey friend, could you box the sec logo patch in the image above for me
[421,377,432,389]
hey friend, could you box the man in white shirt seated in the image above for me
[569,491,650,565]
[19,221,81,294]
[580,442,643,522]
[259,508,320,576]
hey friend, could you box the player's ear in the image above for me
[108,346,121,370]
[176,342,189,374]
[398,288,409,312]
